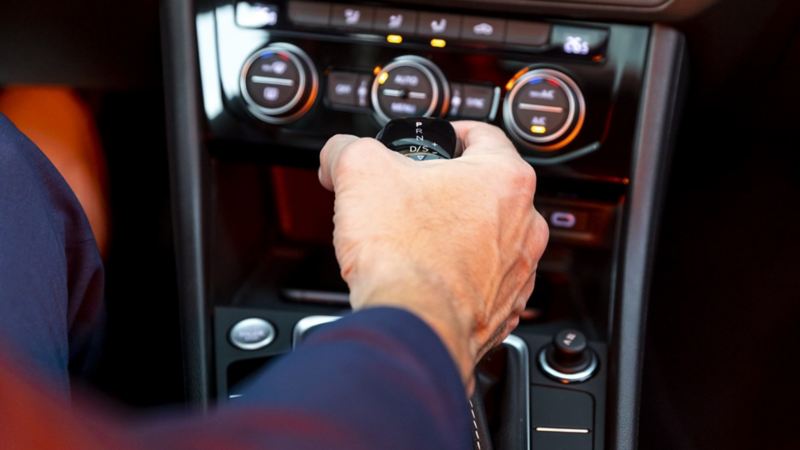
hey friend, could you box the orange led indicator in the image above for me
[386,34,403,44]
[372,65,382,76]
[377,71,390,85]
[430,38,447,48]
[530,125,547,134]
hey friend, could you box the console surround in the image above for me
[161,1,686,449]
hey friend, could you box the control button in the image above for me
[374,8,417,34]
[448,83,463,117]
[538,329,598,383]
[531,386,594,430]
[416,12,461,38]
[551,25,609,58]
[327,71,359,107]
[505,20,550,46]
[460,84,495,119]
[460,17,506,43]
[287,1,330,26]
[371,56,450,124]
[550,211,577,229]
[240,43,319,124]
[331,4,374,31]
[503,68,585,151]
[356,74,371,108]
[229,318,276,350]
[236,2,279,28]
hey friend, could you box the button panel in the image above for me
[374,8,417,34]
[460,17,506,42]
[417,12,462,39]
[330,4,375,31]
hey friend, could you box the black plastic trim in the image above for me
[161,0,213,408]
[608,24,685,450]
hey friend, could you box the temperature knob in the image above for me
[503,68,585,151]
[240,43,319,124]
[371,56,450,124]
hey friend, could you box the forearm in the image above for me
[137,307,471,450]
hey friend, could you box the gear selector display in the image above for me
[375,117,460,160]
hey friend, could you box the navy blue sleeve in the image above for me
[139,307,472,450]
[0,114,104,394]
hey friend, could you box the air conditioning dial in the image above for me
[503,68,586,152]
[371,56,450,124]
[240,43,319,124]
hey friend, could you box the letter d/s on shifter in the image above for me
[376,117,462,160]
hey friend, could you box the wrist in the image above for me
[348,266,477,387]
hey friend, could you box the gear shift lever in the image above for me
[376,117,462,160]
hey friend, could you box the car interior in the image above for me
[2,0,799,448]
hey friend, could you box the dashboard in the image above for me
[165,1,686,450]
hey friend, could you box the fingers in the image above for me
[451,120,517,158]
[320,134,397,192]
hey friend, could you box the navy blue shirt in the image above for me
[0,114,471,449]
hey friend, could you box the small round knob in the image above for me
[371,56,450,124]
[503,68,585,152]
[240,43,319,124]
[539,329,598,383]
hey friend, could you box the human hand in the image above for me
[319,121,549,389]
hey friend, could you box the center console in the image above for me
[162,1,686,449]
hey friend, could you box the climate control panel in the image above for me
[204,0,648,177]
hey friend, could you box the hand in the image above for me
[319,121,549,389]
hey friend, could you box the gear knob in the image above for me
[375,117,462,160]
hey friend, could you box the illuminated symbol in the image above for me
[551,212,577,229]
[237,3,278,27]
[344,8,361,25]
[415,121,422,127]
[377,71,390,85]
[261,60,288,75]
[562,332,577,346]
[263,87,280,101]
[394,74,419,87]
[530,125,547,134]
[388,14,404,29]
[563,35,590,55]
[531,116,547,126]
[390,102,416,114]
[357,80,369,106]
[472,22,494,36]
[528,89,555,100]
[334,83,353,95]
[465,97,485,108]
[430,38,447,48]
[450,87,462,115]
[430,18,447,33]
[386,34,403,44]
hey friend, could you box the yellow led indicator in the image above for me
[530,125,547,134]
[377,71,390,85]
[430,38,447,48]
[386,34,403,44]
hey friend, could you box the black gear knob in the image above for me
[375,117,462,160]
